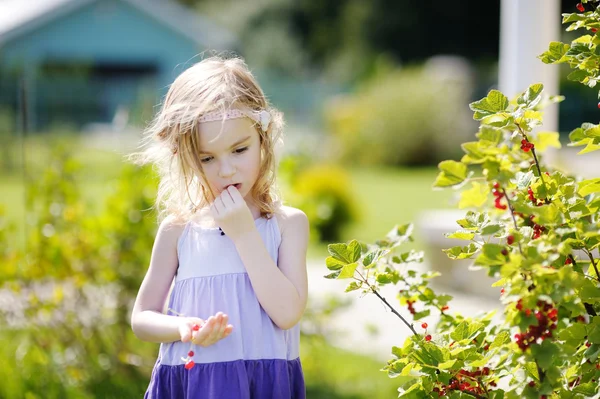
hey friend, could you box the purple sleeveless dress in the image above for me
[144,216,305,399]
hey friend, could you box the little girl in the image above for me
[130,55,309,399]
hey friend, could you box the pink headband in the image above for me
[198,108,272,132]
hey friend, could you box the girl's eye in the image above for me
[200,157,213,164]
[234,147,248,154]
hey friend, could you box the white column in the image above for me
[499,0,561,132]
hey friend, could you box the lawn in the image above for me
[308,166,454,260]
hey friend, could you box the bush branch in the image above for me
[355,270,418,336]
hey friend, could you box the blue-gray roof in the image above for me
[0,0,237,48]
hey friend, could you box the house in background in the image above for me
[0,0,237,130]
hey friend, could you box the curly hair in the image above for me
[129,55,284,224]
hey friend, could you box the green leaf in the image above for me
[459,182,490,209]
[445,230,475,240]
[578,140,600,154]
[338,262,358,279]
[567,69,590,83]
[469,355,493,368]
[517,83,544,108]
[558,323,587,345]
[573,382,598,396]
[530,341,560,369]
[515,171,534,190]
[443,243,479,260]
[437,359,457,370]
[325,257,345,271]
[476,126,503,144]
[474,244,506,266]
[434,161,468,187]
[489,331,510,350]
[324,271,341,279]
[362,249,390,268]
[393,250,424,264]
[450,320,485,342]
[345,281,362,292]
[535,203,561,225]
[413,309,430,320]
[480,223,503,236]
[578,178,600,196]
[538,41,570,64]
[386,223,414,245]
[328,240,361,264]
[523,362,540,380]
[532,131,562,152]
[469,90,510,120]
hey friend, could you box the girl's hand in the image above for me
[211,186,256,242]
[179,312,233,347]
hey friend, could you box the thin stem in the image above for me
[583,249,600,284]
[355,269,418,336]
[501,189,525,256]
[516,123,550,203]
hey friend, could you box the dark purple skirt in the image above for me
[144,358,305,399]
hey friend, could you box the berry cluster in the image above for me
[492,182,507,210]
[182,323,202,370]
[514,300,558,351]
[514,213,546,239]
[432,368,493,397]
[532,223,546,240]
[520,139,535,152]
[527,187,544,207]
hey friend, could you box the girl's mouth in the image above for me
[225,183,242,190]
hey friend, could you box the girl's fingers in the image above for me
[208,313,224,343]
[218,314,229,337]
[223,324,233,337]
[194,317,215,345]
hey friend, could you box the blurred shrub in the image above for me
[281,155,360,242]
[0,145,390,398]
[0,145,159,398]
[325,57,476,166]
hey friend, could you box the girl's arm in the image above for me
[130,217,187,343]
[233,207,309,330]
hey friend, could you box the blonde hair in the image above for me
[130,55,284,224]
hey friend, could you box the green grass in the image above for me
[302,334,400,398]
[307,166,454,260]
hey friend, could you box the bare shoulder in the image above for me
[273,205,309,236]
[156,214,187,245]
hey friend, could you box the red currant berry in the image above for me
[425,334,432,341]
[421,323,428,329]
[501,249,508,256]
[528,381,535,387]
[577,2,585,12]
[192,324,201,331]
[493,182,500,189]
[441,305,449,312]
[507,235,515,245]
[593,28,599,33]
[184,360,195,370]
[188,350,195,357]
[500,288,505,295]
[597,101,600,109]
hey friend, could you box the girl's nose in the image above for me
[218,159,236,178]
